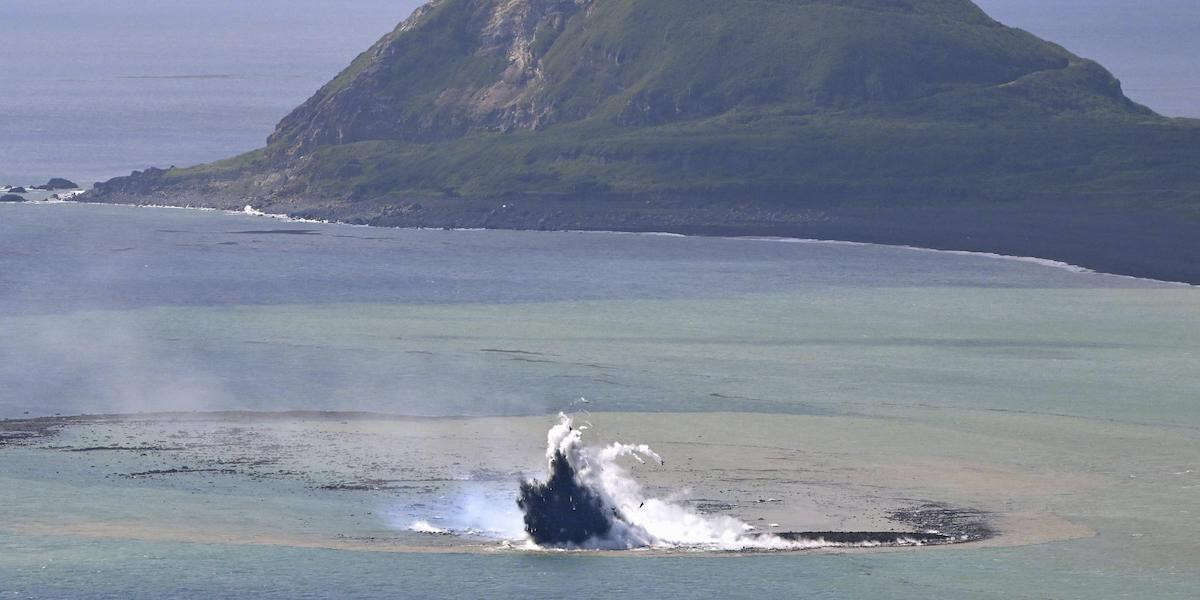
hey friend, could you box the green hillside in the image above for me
[85,0,1200,281]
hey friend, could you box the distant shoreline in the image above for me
[23,197,1197,287]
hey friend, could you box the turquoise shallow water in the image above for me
[1,203,1197,598]
[1,202,1187,421]
[0,536,1188,600]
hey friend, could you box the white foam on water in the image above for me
[407,520,450,535]
[736,236,1193,286]
[746,236,1094,273]
[241,204,330,224]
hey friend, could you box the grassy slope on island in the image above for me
[84,0,1200,281]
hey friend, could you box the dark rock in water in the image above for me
[776,531,950,545]
[32,178,79,190]
[1,194,25,203]
[7,187,27,194]
[890,502,994,541]
[517,450,613,545]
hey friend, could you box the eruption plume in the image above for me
[515,414,786,549]
[514,414,958,550]
[517,450,613,544]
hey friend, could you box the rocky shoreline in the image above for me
[76,180,1200,285]
[2,178,83,202]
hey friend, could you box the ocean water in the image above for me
[0,0,418,185]
[1,203,1198,598]
[0,202,1189,421]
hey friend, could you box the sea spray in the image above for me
[517,414,822,550]
[398,413,961,549]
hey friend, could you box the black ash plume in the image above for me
[517,450,615,545]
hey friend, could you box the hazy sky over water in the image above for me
[1,0,1194,115]
[0,0,414,182]
[976,0,1200,117]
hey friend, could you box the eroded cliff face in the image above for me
[472,0,590,129]
[268,0,591,157]
[265,0,1142,159]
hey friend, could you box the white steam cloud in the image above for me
[538,413,819,550]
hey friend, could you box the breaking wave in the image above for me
[240,204,330,224]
